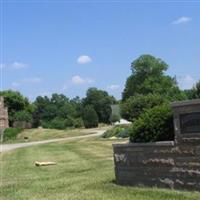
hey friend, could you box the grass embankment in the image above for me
[0,137,199,200]
[3,127,107,143]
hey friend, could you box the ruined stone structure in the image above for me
[113,99,200,190]
[0,96,9,130]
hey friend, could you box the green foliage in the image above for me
[3,128,23,141]
[13,110,33,123]
[129,104,174,143]
[102,126,130,138]
[0,90,34,126]
[40,120,51,129]
[83,88,116,123]
[121,94,166,121]
[50,117,68,130]
[33,94,82,129]
[83,105,99,128]
[65,117,74,127]
[122,55,185,101]
[184,80,200,99]
[73,118,84,128]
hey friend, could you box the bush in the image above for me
[13,110,33,123]
[73,118,84,128]
[65,117,74,127]
[102,126,130,138]
[50,117,67,130]
[117,128,130,138]
[129,104,174,143]
[41,120,51,129]
[3,128,23,141]
[83,105,99,128]
[121,94,166,122]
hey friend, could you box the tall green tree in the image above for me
[83,105,99,128]
[122,55,185,101]
[83,88,116,123]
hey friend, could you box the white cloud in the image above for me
[178,75,196,90]
[22,77,42,83]
[71,75,94,85]
[11,77,42,88]
[77,55,92,64]
[12,62,28,69]
[11,82,21,88]
[1,62,28,70]
[172,16,192,25]
[107,84,120,90]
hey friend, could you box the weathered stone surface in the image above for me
[0,96,9,130]
[113,99,200,191]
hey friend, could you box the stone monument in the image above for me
[172,99,200,144]
[113,99,200,190]
[0,96,9,131]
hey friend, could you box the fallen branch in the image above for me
[35,161,56,167]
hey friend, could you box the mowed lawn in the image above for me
[1,137,200,200]
[4,127,107,143]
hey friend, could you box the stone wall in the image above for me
[113,138,200,190]
[13,121,32,129]
[0,96,9,129]
[113,99,200,191]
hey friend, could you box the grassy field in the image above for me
[1,136,200,200]
[3,127,108,143]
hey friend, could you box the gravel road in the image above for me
[0,130,106,153]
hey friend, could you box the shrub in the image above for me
[102,126,130,138]
[73,118,84,128]
[65,117,74,127]
[129,104,174,143]
[50,117,67,130]
[117,129,130,138]
[41,120,51,129]
[83,105,99,128]
[3,128,23,141]
[13,110,33,123]
[121,94,166,122]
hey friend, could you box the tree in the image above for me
[13,110,33,123]
[33,93,83,129]
[120,94,167,122]
[185,80,200,99]
[122,55,185,101]
[83,105,99,128]
[83,88,115,123]
[0,90,34,126]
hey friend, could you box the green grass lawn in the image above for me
[0,137,199,200]
[3,127,108,143]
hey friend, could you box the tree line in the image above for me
[1,54,199,132]
[0,88,116,129]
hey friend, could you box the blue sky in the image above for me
[1,1,200,101]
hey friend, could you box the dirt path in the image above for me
[0,130,106,153]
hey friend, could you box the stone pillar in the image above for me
[0,96,9,131]
[171,99,200,144]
